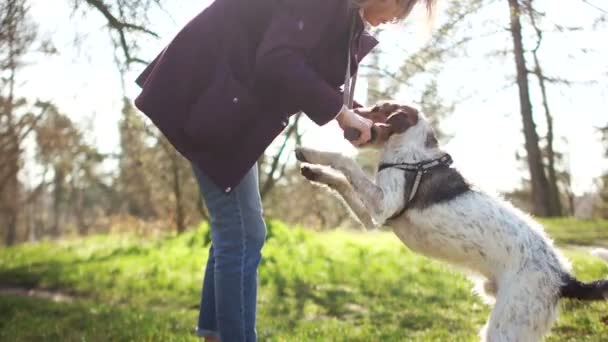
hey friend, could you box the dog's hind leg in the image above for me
[481,278,559,342]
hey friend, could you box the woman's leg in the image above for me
[193,164,266,342]
[196,246,218,339]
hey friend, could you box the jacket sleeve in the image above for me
[254,0,346,126]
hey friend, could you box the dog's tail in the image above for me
[560,274,608,301]
[560,248,608,301]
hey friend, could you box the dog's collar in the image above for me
[378,153,453,220]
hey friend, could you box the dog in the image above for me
[592,248,608,263]
[294,102,608,342]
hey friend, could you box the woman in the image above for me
[134,0,435,341]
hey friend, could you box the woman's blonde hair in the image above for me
[350,0,437,21]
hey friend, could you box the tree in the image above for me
[70,0,164,66]
[506,0,605,216]
[0,0,43,245]
[506,0,557,216]
[363,0,485,138]
[259,113,304,199]
[148,134,202,234]
[35,104,107,236]
[599,124,608,217]
[524,0,562,215]
[116,99,207,235]
[116,98,157,218]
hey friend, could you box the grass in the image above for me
[540,218,608,248]
[0,219,607,341]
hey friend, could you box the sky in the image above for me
[19,0,608,196]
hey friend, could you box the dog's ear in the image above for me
[377,102,402,115]
[386,107,419,133]
[354,106,386,123]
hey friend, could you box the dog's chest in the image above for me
[389,208,496,276]
[390,215,436,255]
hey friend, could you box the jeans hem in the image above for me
[195,327,219,338]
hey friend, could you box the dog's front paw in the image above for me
[295,147,309,163]
[300,165,320,181]
[295,147,339,166]
[295,147,321,164]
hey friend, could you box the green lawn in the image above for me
[0,219,607,341]
[541,218,608,248]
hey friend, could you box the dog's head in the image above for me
[352,102,436,149]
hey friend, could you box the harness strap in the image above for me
[379,154,453,220]
[378,154,453,173]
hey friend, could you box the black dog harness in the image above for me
[378,154,454,220]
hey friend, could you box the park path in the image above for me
[0,286,76,302]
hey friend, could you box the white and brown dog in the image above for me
[295,103,608,342]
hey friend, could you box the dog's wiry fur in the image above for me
[295,104,608,342]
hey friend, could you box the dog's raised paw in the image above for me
[295,148,307,163]
[300,165,319,181]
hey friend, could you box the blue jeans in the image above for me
[192,164,267,342]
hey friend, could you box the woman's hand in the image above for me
[336,107,373,146]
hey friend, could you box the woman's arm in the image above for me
[254,0,346,126]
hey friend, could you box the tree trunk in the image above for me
[526,0,562,216]
[2,34,19,245]
[51,169,64,237]
[2,121,19,246]
[3,172,18,245]
[1,136,19,246]
[27,194,38,242]
[532,56,562,216]
[507,0,553,216]
[74,185,89,236]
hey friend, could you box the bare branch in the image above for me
[261,114,302,198]
[81,0,161,66]
[580,0,608,15]
[16,101,50,143]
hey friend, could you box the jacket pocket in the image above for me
[184,66,258,147]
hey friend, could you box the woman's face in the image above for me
[361,0,405,27]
